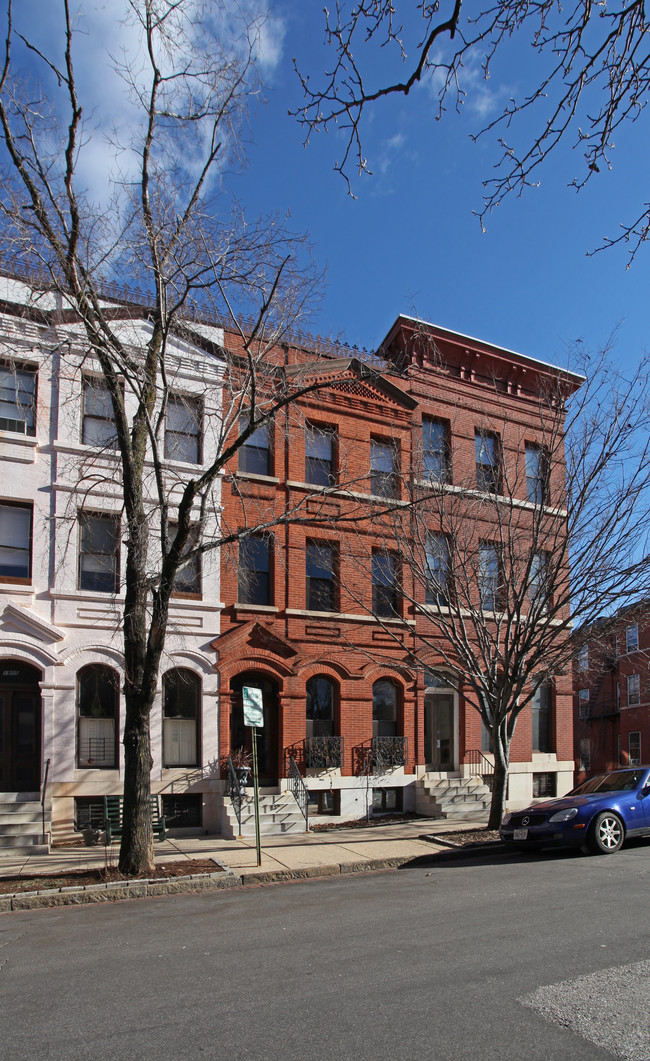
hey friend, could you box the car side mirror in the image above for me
[639,786,650,799]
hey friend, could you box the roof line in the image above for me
[390,314,586,383]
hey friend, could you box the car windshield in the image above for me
[571,770,647,795]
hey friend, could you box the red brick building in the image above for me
[574,604,650,781]
[215,316,577,823]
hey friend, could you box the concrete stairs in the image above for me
[0,793,50,855]
[416,776,491,821]
[220,791,307,838]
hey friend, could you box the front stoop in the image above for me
[219,792,307,838]
[0,793,51,856]
[415,776,491,821]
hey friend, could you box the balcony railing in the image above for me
[583,701,620,720]
[372,736,407,770]
[305,736,343,769]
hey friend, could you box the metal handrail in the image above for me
[41,757,51,841]
[287,756,309,831]
[225,757,244,835]
[466,749,495,779]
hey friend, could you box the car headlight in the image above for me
[501,813,512,826]
[549,807,579,823]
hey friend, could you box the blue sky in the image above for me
[7,1,650,375]
[234,5,650,374]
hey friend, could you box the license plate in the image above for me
[513,828,528,841]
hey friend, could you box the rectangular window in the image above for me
[161,793,202,828]
[530,551,550,611]
[479,543,501,611]
[425,532,449,606]
[164,394,202,464]
[481,717,494,753]
[305,423,335,486]
[627,673,640,706]
[168,523,201,597]
[475,431,500,493]
[82,376,118,450]
[579,738,591,773]
[629,731,641,766]
[78,513,120,593]
[0,361,36,436]
[577,645,589,672]
[626,625,639,653]
[532,772,557,798]
[238,535,271,605]
[370,438,399,498]
[525,443,548,505]
[422,418,449,483]
[531,681,552,752]
[306,542,337,612]
[372,552,399,617]
[0,502,32,582]
[578,688,590,719]
[239,417,271,476]
[372,788,403,813]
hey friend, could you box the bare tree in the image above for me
[0,0,346,874]
[343,349,650,827]
[294,2,650,258]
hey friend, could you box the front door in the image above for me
[230,674,279,785]
[424,693,454,770]
[0,662,42,791]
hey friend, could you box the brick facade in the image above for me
[217,316,577,816]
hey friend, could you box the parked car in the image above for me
[500,767,650,854]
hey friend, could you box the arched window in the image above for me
[163,669,200,767]
[77,664,119,768]
[373,679,398,737]
[306,677,335,738]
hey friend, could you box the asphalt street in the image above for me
[1,842,649,1061]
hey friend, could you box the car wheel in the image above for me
[587,812,624,854]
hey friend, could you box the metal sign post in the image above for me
[242,686,264,868]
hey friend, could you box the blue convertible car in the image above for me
[500,766,650,854]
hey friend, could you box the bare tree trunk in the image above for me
[120,705,154,876]
[488,730,509,830]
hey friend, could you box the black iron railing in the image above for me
[41,757,50,842]
[305,736,343,769]
[225,756,244,835]
[372,736,407,770]
[466,749,495,791]
[287,757,309,831]
[585,701,620,720]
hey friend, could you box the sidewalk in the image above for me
[0,816,492,885]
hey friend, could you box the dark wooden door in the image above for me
[0,663,42,791]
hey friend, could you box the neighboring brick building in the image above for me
[217,316,578,822]
[574,604,650,781]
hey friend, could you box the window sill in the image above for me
[0,431,38,447]
[286,608,414,626]
[232,471,280,485]
[234,602,279,613]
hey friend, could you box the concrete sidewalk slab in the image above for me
[0,816,494,910]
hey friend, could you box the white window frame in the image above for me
[628,731,641,766]
[627,673,640,707]
[626,625,639,653]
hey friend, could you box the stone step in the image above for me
[0,820,50,836]
[0,842,50,857]
[0,832,49,847]
[0,792,40,803]
[0,808,43,824]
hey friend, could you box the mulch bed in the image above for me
[310,814,421,831]
[429,828,501,846]
[0,858,220,895]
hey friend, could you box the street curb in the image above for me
[0,865,241,913]
[0,843,506,913]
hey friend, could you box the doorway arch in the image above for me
[230,672,280,785]
[0,660,42,791]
